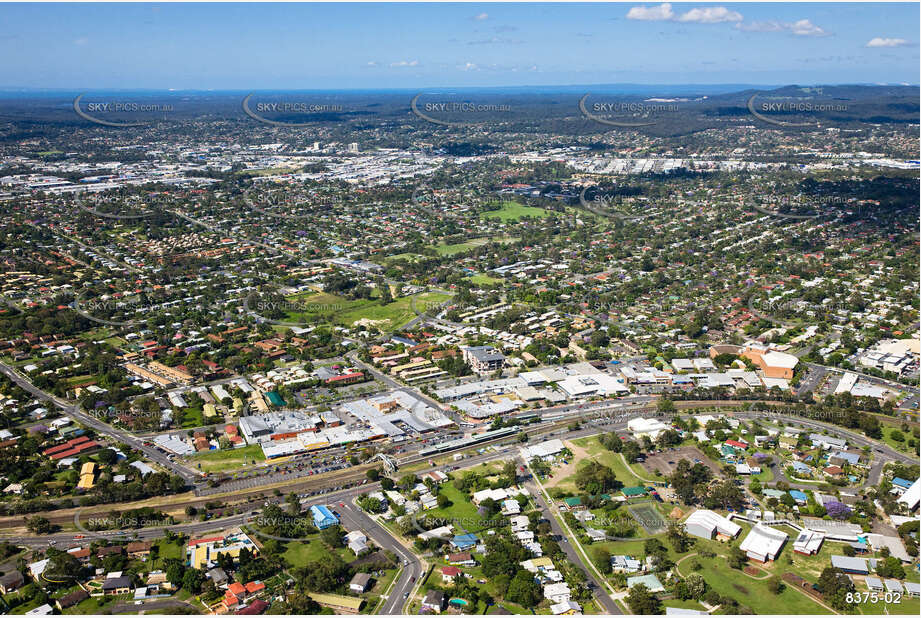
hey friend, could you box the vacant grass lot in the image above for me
[283,290,451,329]
[178,406,204,428]
[189,444,265,473]
[481,200,552,222]
[468,273,504,285]
[675,551,830,614]
[567,436,645,490]
[880,426,917,454]
[420,481,486,533]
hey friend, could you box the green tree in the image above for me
[626,583,663,614]
[506,570,542,606]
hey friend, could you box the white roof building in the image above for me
[522,438,565,460]
[792,530,824,555]
[627,417,668,439]
[739,524,788,562]
[543,582,572,604]
[896,477,921,511]
[683,509,741,540]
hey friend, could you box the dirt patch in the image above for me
[732,583,749,595]
[642,446,722,477]
[543,440,591,489]
[744,566,760,576]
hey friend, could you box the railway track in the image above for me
[0,399,843,529]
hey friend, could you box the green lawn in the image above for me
[381,252,423,263]
[880,426,918,454]
[422,481,486,532]
[468,273,504,285]
[855,593,920,615]
[569,436,646,489]
[62,595,116,615]
[435,241,483,256]
[282,539,329,567]
[663,598,710,612]
[179,406,204,428]
[434,235,516,256]
[188,444,265,473]
[753,465,775,483]
[280,535,357,568]
[481,201,552,222]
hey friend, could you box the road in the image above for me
[336,500,420,614]
[0,360,201,484]
[527,478,624,614]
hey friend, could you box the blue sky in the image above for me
[0,2,917,89]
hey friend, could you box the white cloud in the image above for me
[626,3,674,21]
[389,60,418,68]
[628,4,742,24]
[458,62,479,71]
[789,19,827,37]
[74,37,89,46]
[365,61,379,67]
[677,7,742,24]
[735,18,829,37]
[473,13,488,21]
[866,37,909,48]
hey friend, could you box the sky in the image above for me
[0,2,917,90]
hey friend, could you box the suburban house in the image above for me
[349,572,372,593]
[422,589,446,613]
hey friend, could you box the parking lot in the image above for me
[641,445,722,477]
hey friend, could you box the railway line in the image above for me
[1,399,910,530]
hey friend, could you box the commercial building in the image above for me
[461,346,506,375]
[187,533,258,570]
[522,438,565,460]
[742,343,798,379]
[627,417,669,439]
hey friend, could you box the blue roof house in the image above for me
[451,533,479,550]
[310,505,339,529]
